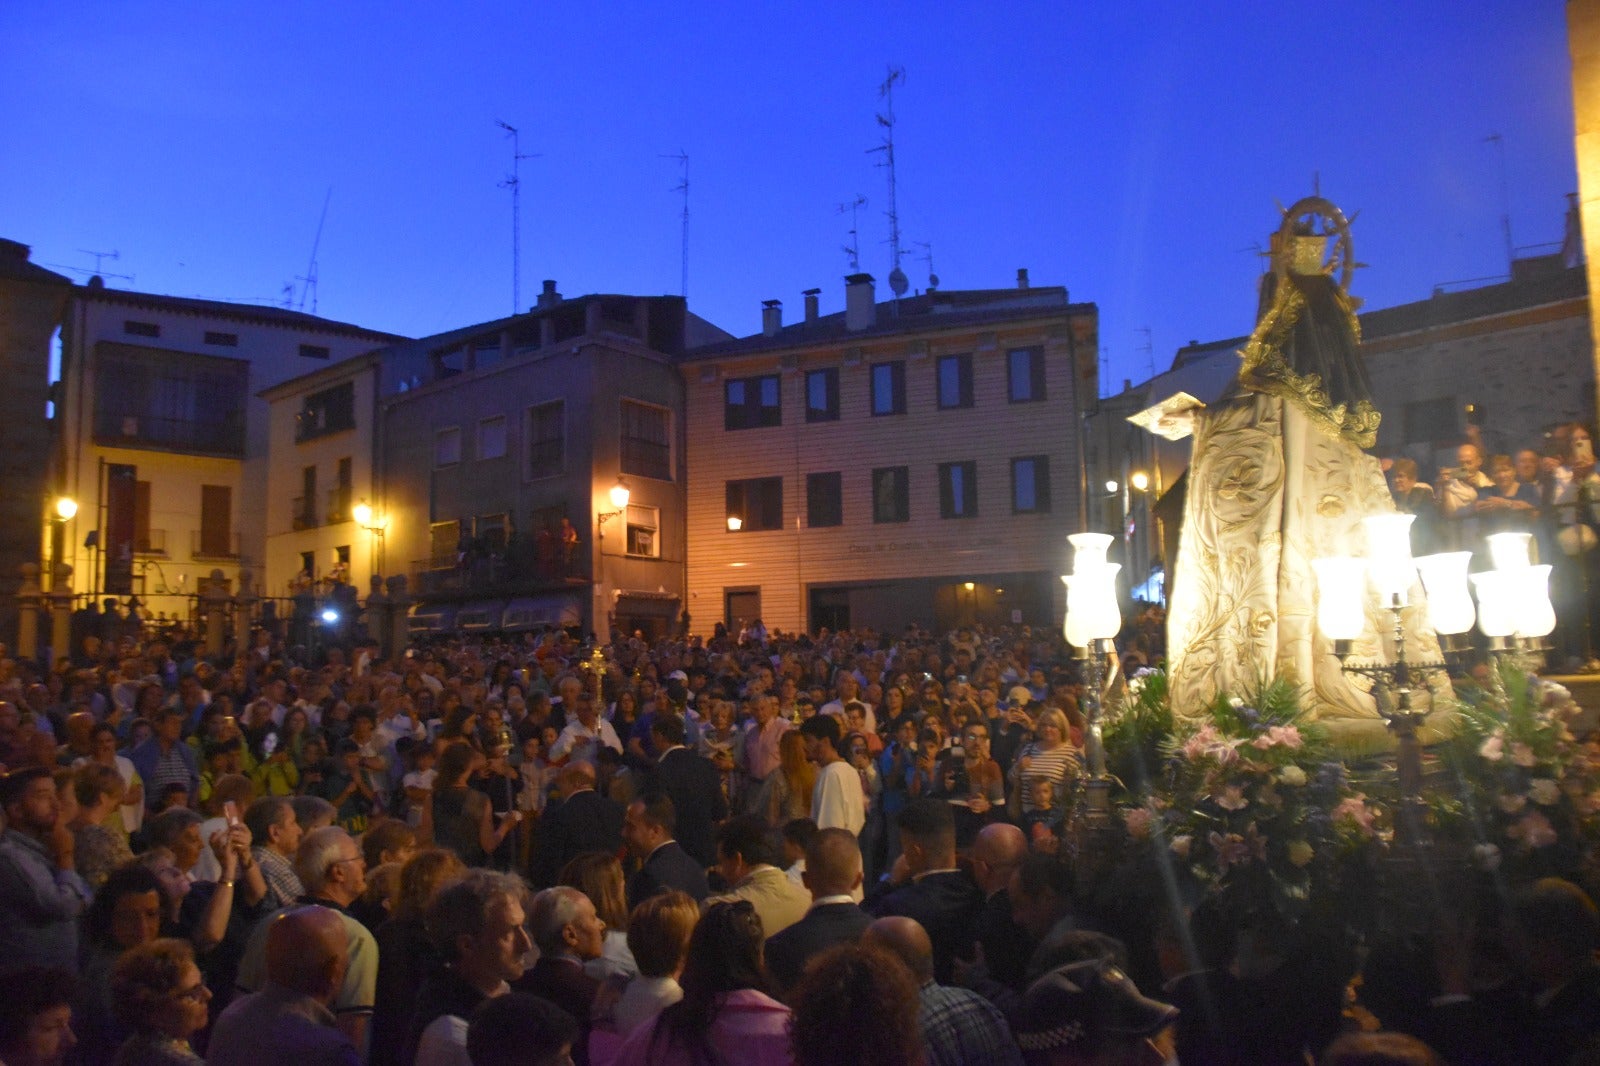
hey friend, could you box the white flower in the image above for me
[1277,765,1308,788]
[1170,835,1192,859]
[1530,779,1562,806]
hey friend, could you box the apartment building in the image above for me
[260,353,386,598]
[53,280,400,613]
[376,284,730,641]
[682,273,1098,635]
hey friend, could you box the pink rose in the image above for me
[1123,807,1155,840]
[1479,735,1504,762]
[1511,743,1537,768]
[1508,810,1558,849]
[1213,785,1249,811]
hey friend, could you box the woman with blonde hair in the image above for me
[592,889,702,1060]
[755,730,814,828]
[1009,705,1080,828]
[559,852,638,980]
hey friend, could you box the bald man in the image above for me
[970,823,1033,991]
[864,916,1022,1066]
[208,906,358,1065]
[529,762,624,887]
[763,827,872,994]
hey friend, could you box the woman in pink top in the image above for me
[602,900,793,1066]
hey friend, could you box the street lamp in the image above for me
[54,497,78,521]
[1129,470,1150,493]
[1061,532,1122,828]
[49,495,78,591]
[353,500,388,578]
[726,515,743,532]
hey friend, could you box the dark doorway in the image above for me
[808,587,850,633]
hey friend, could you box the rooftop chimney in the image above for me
[802,288,821,325]
[1017,268,1030,290]
[537,279,562,309]
[762,299,783,337]
[845,274,876,332]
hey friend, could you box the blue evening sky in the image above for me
[1,1,1578,393]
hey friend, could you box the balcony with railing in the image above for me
[291,496,317,531]
[93,411,246,458]
[411,537,588,598]
[192,530,242,561]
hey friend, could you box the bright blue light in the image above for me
[321,609,339,623]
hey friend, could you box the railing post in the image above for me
[201,569,230,657]
[48,564,73,669]
[233,569,258,657]
[17,563,42,663]
[386,575,410,659]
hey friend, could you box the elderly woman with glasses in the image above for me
[109,938,211,1064]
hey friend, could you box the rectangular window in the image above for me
[134,479,153,553]
[726,477,783,532]
[621,400,672,481]
[295,381,355,442]
[478,415,507,460]
[939,461,979,518]
[204,331,238,347]
[434,426,462,467]
[724,374,782,430]
[806,472,843,528]
[625,504,661,557]
[326,458,352,523]
[937,354,974,410]
[1011,455,1052,513]
[294,466,317,530]
[805,368,839,423]
[871,361,906,416]
[872,466,910,523]
[1008,347,1046,403]
[198,485,233,557]
[124,321,160,338]
[299,343,331,360]
[429,520,460,567]
[526,401,564,475]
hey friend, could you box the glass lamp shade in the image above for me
[1363,514,1417,601]
[1471,570,1518,638]
[1068,532,1115,572]
[1512,564,1556,639]
[609,479,631,511]
[1414,552,1476,635]
[1312,557,1367,640]
[1486,532,1533,573]
[1062,563,1121,647]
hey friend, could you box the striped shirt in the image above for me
[1017,743,1080,812]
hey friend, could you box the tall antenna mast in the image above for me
[78,249,122,276]
[295,188,331,314]
[1484,133,1514,273]
[837,195,867,271]
[1135,326,1154,379]
[869,65,908,303]
[662,151,689,298]
[497,120,539,313]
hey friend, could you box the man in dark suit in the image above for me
[641,713,727,867]
[970,822,1033,991]
[764,827,872,995]
[622,791,710,908]
[528,763,624,888]
[865,798,984,984]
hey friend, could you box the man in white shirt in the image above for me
[819,672,877,735]
[800,714,864,836]
[549,692,622,768]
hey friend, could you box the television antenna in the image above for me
[1135,326,1153,379]
[868,65,908,301]
[294,188,331,314]
[44,250,132,284]
[837,195,867,272]
[913,240,938,291]
[1484,133,1514,273]
[497,120,540,314]
[662,151,689,298]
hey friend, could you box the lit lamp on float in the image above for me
[1062,532,1122,824]
[1313,518,1556,836]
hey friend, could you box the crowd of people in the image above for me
[1387,420,1600,669]
[0,616,1595,1065]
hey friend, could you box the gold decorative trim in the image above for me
[1237,282,1379,449]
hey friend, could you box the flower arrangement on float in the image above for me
[1103,669,1379,923]
[1099,661,1600,922]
